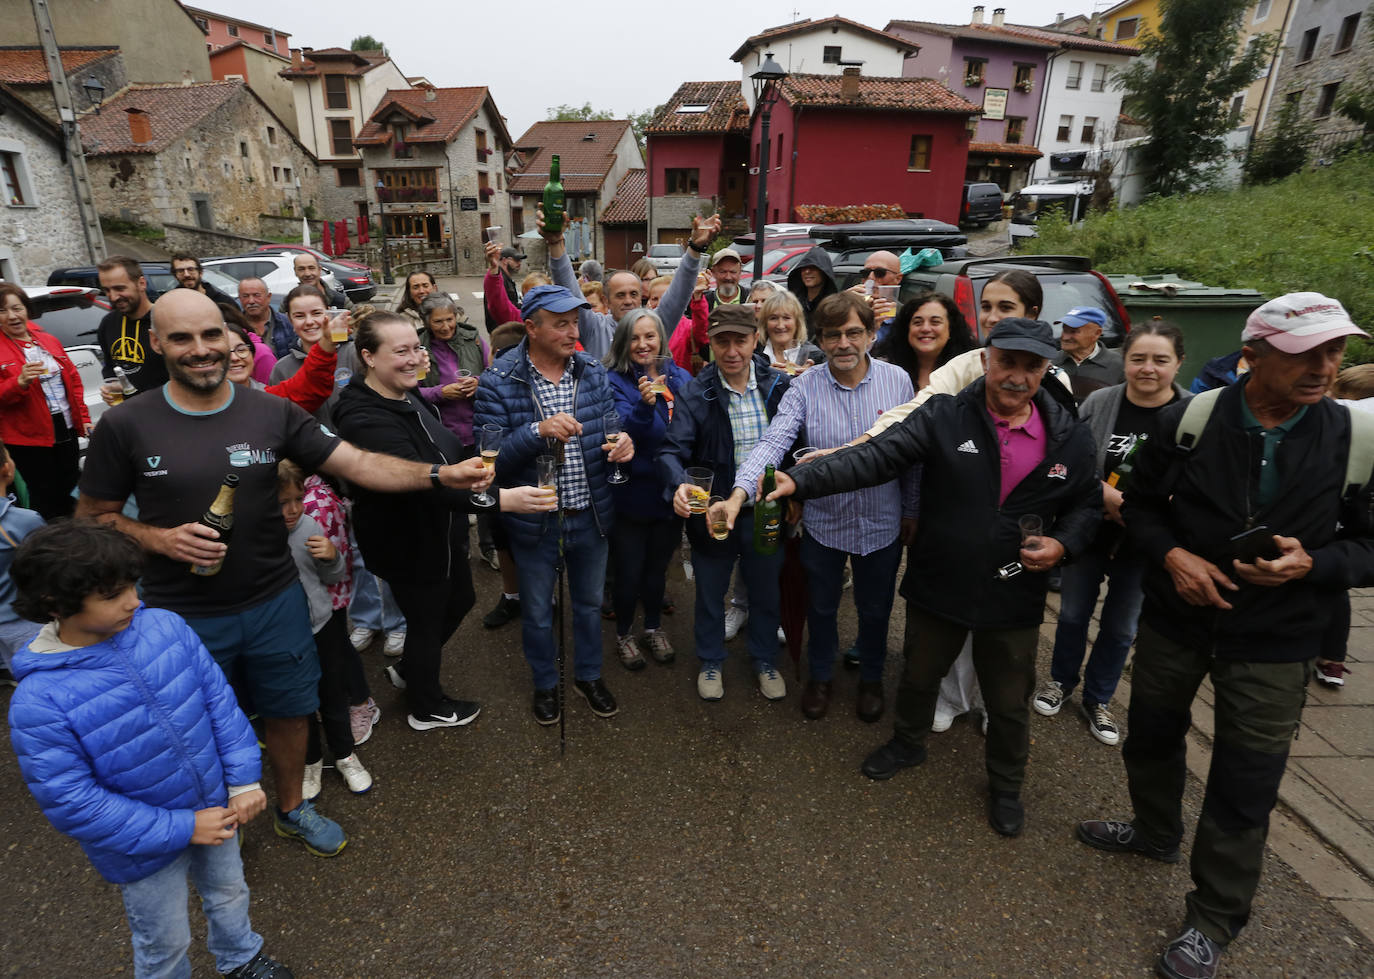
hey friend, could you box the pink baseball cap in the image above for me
[1242,292,1366,354]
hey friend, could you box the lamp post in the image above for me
[81,75,105,114]
[374,177,394,285]
[749,52,786,285]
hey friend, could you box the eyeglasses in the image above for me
[228,344,253,359]
[863,268,897,279]
[819,328,869,344]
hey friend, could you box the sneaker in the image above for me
[683,558,694,581]
[643,630,675,664]
[479,546,501,571]
[1156,927,1222,979]
[302,759,322,802]
[384,662,406,690]
[221,949,294,978]
[841,566,853,590]
[697,664,724,701]
[980,711,989,737]
[408,697,481,731]
[615,633,646,671]
[383,631,406,656]
[723,606,748,641]
[1315,661,1350,687]
[482,595,520,629]
[349,698,381,746]
[842,646,860,671]
[348,627,375,651]
[757,665,786,701]
[1082,701,1120,745]
[931,705,955,733]
[274,799,346,857]
[1076,819,1181,863]
[776,626,786,644]
[1033,680,1067,716]
[335,753,373,793]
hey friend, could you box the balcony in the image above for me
[478,186,494,202]
[476,146,492,163]
[376,185,439,203]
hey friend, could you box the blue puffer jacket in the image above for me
[7,606,260,885]
[607,359,694,521]
[474,338,618,547]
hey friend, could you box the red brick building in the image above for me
[644,81,750,244]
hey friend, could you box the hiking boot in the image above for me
[274,799,346,857]
[1077,819,1181,863]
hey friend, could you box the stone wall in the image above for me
[0,112,88,286]
[161,223,274,257]
[649,196,710,243]
[1269,0,1373,136]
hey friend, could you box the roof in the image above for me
[208,40,289,64]
[353,86,510,147]
[600,169,646,224]
[0,83,61,142]
[885,20,1140,55]
[731,16,919,62]
[0,46,120,86]
[778,74,981,113]
[968,141,1044,159]
[279,47,391,78]
[646,81,749,135]
[181,5,291,39]
[509,120,634,194]
[79,81,242,155]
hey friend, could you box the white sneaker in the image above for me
[697,665,724,701]
[383,631,406,656]
[335,753,373,794]
[302,759,323,801]
[349,626,375,651]
[931,705,955,733]
[1082,702,1121,746]
[757,666,786,701]
[724,606,748,641]
[683,559,694,581]
[1033,680,1067,716]
[777,626,786,644]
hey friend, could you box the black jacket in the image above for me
[789,378,1101,629]
[332,378,471,583]
[785,246,839,328]
[1124,380,1374,661]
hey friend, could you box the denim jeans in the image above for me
[1049,544,1146,706]
[801,531,902,684]
[511,508,608,689]
[610,514,683,636]
[691,514,783,668]
[347,526,406,633]
[118,841,262,979]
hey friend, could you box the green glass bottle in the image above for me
[542,154,565,236]
[754,465,781,555]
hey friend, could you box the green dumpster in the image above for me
[1104,274,1267,390]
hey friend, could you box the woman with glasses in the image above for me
[223,304,337,414]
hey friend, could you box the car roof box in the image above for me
[812,219,966,250]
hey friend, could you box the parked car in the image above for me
[22,286,109,348]
[253,243,372,273]
[321,260,376,302]
[1008,179,1095,246]
[961,182,1005,228]
[738,245,814,286]
[896,255,1130,346]
[646,244,683,274]
[203,254,343,303]
[48,262,178,299]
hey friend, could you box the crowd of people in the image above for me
[0,223,1369,979]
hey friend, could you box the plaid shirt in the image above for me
[302,475,353,610]
[722,362,770,468]
[527,354,591,511]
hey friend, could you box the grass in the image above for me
[99,216,165,242]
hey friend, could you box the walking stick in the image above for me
[556,504,566,756]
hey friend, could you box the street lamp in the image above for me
[374,177,394,285]
[81,75,105,114]
[749,52,786,287]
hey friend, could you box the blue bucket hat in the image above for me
[521,284,590,319]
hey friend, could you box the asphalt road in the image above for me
[2,552,1371,978]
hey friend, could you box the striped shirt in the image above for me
[527,354,591,511]
[735,356,918,555]
[722,362,770,468]
[22,343,71,426]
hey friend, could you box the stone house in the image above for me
[1268,0,1371,137]
[352,85,514,276]
[0,84,86,285]
[644,80,750,244]
[0,46,128,125]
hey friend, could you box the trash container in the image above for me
[1104,274,1267,390]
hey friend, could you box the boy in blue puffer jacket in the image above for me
[7,521,293,979]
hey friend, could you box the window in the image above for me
[193,16,208,31]
[392,125,411,159]
[964,58,987,86]
[1285,90,1303,108]
[1005,117,1026,144]
[1253,0,1271,22]
[1065,60,1083,89]
[1057,115,1073,142]
[1298,27,1319,62]
[239,141,248,157]
[1,150,29,206]
[907,135,932,171]
[1081,116,1098,143]
[776,133,784,167]
[266,126,276,145]
[1246,36,1270,77]
[329,119,354,156]
[1229,94,1246,124]
[337,166,361,187]
[324,74,349,110]
[226,24,239,37]
[823,46,842,64]
[1316,82,1341,118]
[478,171,490,191]
[675,103,709,113]
[282,167,292,184]
[377,168,439,203]
[1115,16,1138,40]
[1335,13,1360,53]
[272,166,280,182]
[1091,64,1109,92]
[664,168,699,195]
[265,30,276,47]
[1013,63,1034,93]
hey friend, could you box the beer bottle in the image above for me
[113,366,138,397]
[754,465,782,556]
[190,474,238,577]
[542,154,565,236]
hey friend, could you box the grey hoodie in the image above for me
[287,512,346,633]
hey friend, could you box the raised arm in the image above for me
[655,214,718,330]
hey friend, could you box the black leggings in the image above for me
[306,609,356,762]
[387,556,476,715]
[610,514,683,637]
[8,421,78,521]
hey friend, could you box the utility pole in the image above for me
[30,0,105,263]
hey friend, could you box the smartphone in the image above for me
[1230,526,1281,563]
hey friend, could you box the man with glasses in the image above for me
[170,253,234,307]
[850,250,902,344]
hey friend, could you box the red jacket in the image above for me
[0,325,91,446]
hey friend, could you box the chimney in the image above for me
[841,65,861,100]
[972,5,985,25]
[1088,12,1102,37]
[290,48,303,70]
[181,69,193,87]
[992,7,1005,27]
[423,84,436,102]
[1055,12,1064,28]
[126,107,152,144]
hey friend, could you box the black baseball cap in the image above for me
[985,317,1059,360]
[500,246,526,261]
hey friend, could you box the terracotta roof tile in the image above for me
[969,141,1044,159]
[79,81,242,155]
[509,120,633,194]
[600,169,646,224]
[354,87,506,146]
[779,74,981,113]
[280,47,390,78]
[0,47,119,85]
[731,16,919,61]
[646,81,749,135]
[886,20,1139,55]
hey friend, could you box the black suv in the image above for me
[48,262,178,299]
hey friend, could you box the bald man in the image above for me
[848,250,902,344]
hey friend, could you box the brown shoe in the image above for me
[801,679,832,720]
[856,680,884,723]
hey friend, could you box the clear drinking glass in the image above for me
[603,411,628,484]
[1019,514,1044,550]
[707,495,730,540]
[685,467,713,514]
[473,424,502,507]
[536,454,558,508]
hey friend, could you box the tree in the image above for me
[350,35,386,53]
[1243,99,1315,184]
[1336,75,1374,134]
[1115,0,1275,196]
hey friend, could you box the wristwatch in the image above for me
[686,241,704,255]
[429,463,442,488]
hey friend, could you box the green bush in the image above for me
[1019,151,1374,327]
[99,215,165,241]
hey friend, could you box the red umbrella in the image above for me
[321,221,335,257]
[334,219,350,255]
[357,215,369,245]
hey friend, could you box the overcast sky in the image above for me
[222,1,1112,138]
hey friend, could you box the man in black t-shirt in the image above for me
[96,255,168,396]
[77,289,493,857]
